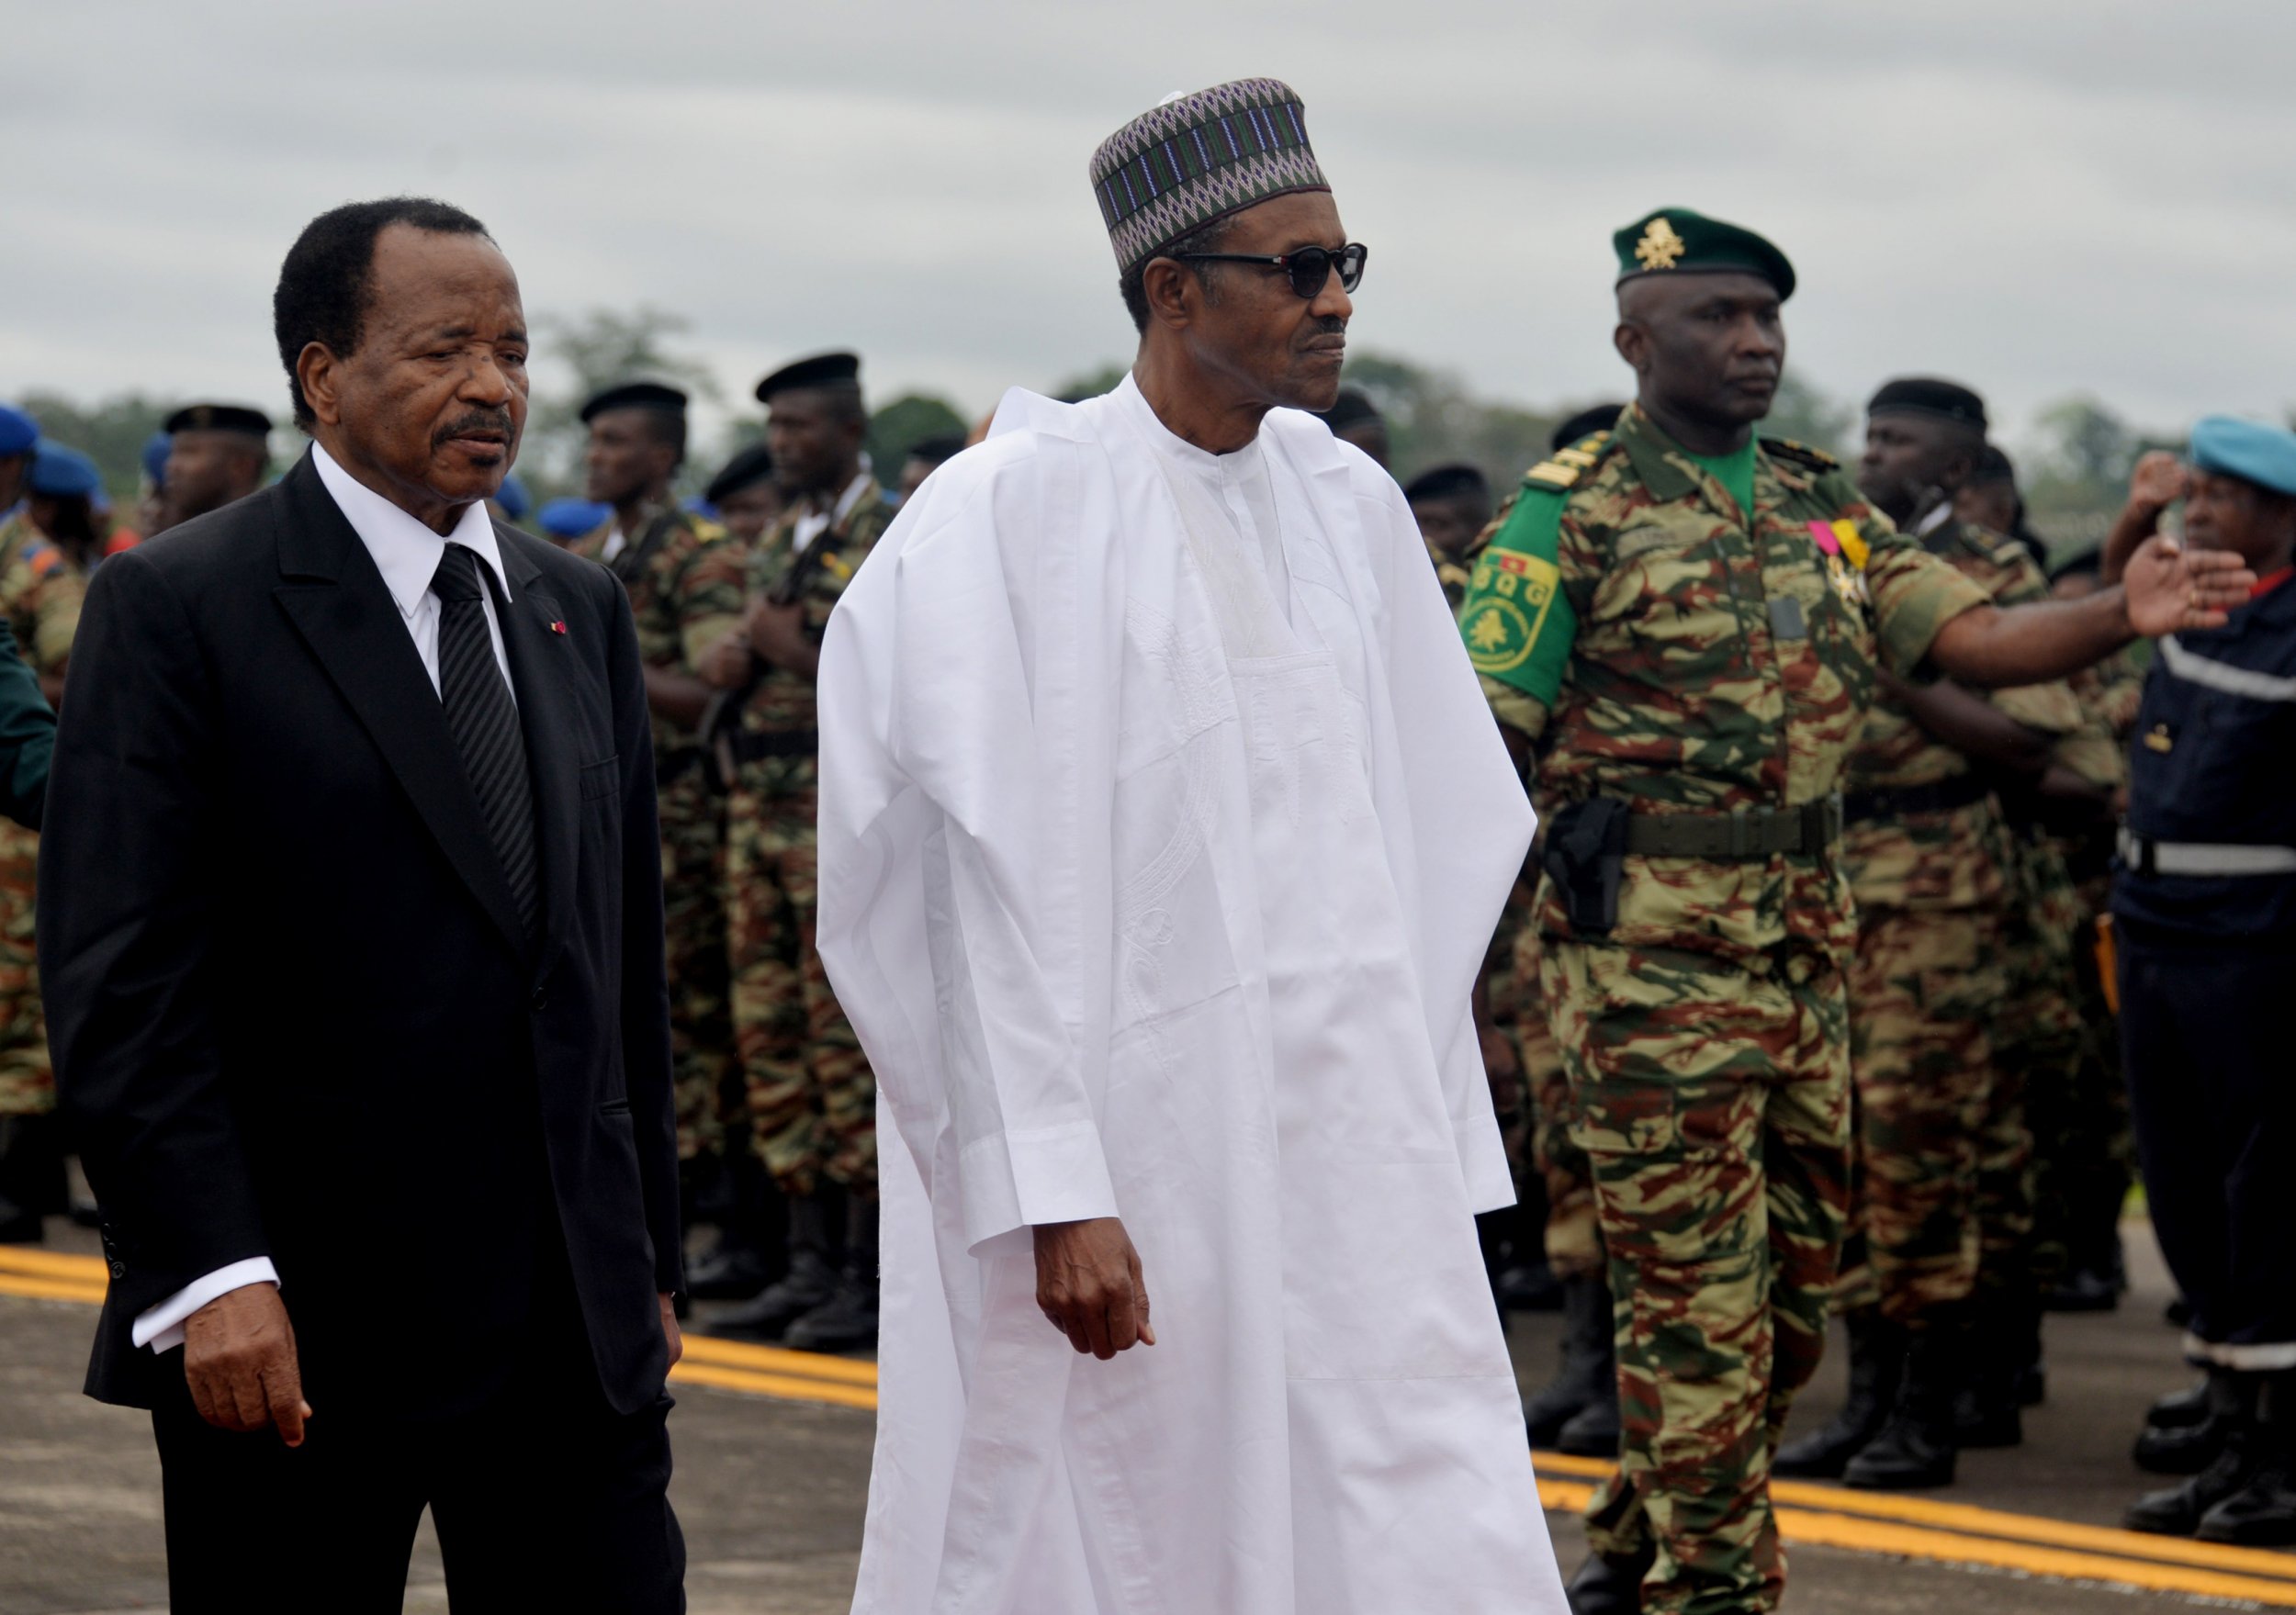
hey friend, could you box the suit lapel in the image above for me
[269,455,529,958]
[494,535,580,981]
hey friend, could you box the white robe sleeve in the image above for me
[819,445,1120,1253]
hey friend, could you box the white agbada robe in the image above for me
[816,375,1564,1615]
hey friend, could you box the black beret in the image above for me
[704,443,777,505]
[164,402,271,437]
[1402,463,1491,504]
[1549,402,1626,453]
[1971,443,2018,486]
[756,352,861,403]
[1867,377,1987,432]
[904,433,968,467]
[1314,387,1382,432]
[580,381,689,423]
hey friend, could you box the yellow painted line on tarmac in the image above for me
[0,1272,108,1305]
[670,1360,879,1412]
[679,1332,880,1387]
[0,1246,107,1281]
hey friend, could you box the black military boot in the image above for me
[1959,1290,2034,1450]
[2131,1376,2259,1542]
[1564,1537,1655,1615]
[1776,1310,1903,1478]
[2197,1374,2296,1545]
[686,1151,782,1302]
[1559,1375,1624,1458]
[1845,1322,1961,1490]
[2137,1366,2245,1475]
[1525,1274,1614,1447]
[784,1195,881,1353]
[714,1185,842,1340]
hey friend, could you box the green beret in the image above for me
[1614,207,1795,301]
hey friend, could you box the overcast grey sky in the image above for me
[9,2,2294,454]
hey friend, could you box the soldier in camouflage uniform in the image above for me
[1776,380,2083,1492]
[568,383,749,1273]
[705,353,894,1352]
[1456,209,2248,1615]
[0,426,87,1241]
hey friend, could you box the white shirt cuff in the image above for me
[132,1257,281,1353]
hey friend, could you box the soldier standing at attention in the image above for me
[1454,208,2256,1614]
[0,418,84,1243]
[160,403,272,529]
[2110,419,2296,1545]
[703,353,894,1351]
[569,381,750,1284]
[1776,380,2080,1491]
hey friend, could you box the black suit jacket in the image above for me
[39,452,682,1417]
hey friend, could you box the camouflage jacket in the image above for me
[1840,519,2082,911]
[0,513,84,679]
[1462,403,1990,959]
[573,500,748,763]
[729,475,895,779]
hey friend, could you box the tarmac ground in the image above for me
[1,1217,2287,1614]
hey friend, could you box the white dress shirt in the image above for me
[132,443,520,1353]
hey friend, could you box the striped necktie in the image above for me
[430,544,539,936]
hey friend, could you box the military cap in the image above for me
[163,402,272,438]
[1402,463,1490,504]
[537,497,612,539]
[2190,415,2296,499]
[0,404,36,458]
[1549,402,1626,453]
[1868,377,1987,433]
[1315,387,1382,432]
[1615,207,1795,300]
[579,381,688,424]
[1089,79,1330,275]
[1972,443,2019,486]
[704,443,776,505]
[755,353,861,404]
[492,471,532,522]
[903,432,968,468]
[141,432,174,485]
[29,443,102,499]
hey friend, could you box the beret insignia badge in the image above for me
[1635,216,1687,272]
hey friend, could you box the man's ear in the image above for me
[298,343,345,430]
[1142,258,1197,331]
[1612,320,1649,376]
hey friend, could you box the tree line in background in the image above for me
[18,307,2216,558]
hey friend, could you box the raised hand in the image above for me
[2123,533,2257,637]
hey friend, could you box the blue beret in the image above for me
[2190,415,2296,499]
[492,471,532,522]
[141,432,174,485]
[0,404,36,458]
[537,497,610,539]
[29,443,102,499]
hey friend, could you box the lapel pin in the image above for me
[549,621,568,635]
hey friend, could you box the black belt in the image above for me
[725,728,820,764]
[1840,773,1993,824]
[1623,796,1842,859]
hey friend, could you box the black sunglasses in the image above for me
[1173,241,1367,300]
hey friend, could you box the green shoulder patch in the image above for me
[1457,444,1595,707]
[1760,436,1840,475]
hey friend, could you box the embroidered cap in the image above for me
[1090,78,1330,275]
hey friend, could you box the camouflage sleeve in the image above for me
[1480,673,1548,740]
[673,531,749,670]
[1992,676,2084,735]
[1864,534,1991,677]
[25,566,84,676]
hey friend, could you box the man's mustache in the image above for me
[435,409,515,446]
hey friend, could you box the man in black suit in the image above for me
[40,196,687,1612]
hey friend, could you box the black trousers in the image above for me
[2119,923,2296,1363]
[150,1328,683,1614]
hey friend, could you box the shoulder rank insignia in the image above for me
[1457,437,1605,707]
[1521,430,1614,491]
[1761,437,1840,475]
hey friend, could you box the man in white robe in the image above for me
[816,78,1568,1615]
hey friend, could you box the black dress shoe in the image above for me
[2127,1441,2257,1535]
[2198,1457,2296,1545]
[2147,1379,2212,1430]
[1564,1541,1654,1615]
[2137,1369,2247,1475]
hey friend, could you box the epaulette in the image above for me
[1760,437,1840,475]
[1519,431,1615,492]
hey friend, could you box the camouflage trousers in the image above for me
[1510,925,1601,1279]
[1834,906,2001,1323]
[724,770,874,1196]
[0,822,49,1118]
[2027,858,2133,1281]
[658,766,737,1162]
[1986,838,2081,1294]
[1546,936,1851,1615]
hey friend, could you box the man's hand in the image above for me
[698,629,754,690]
[658,1291,682,1369]
[2123,533,2257,637]
[748,599,818,677]
[1033,1217,1154,1360]
[2127,450,2189,516]
[183,1283,310,1445]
